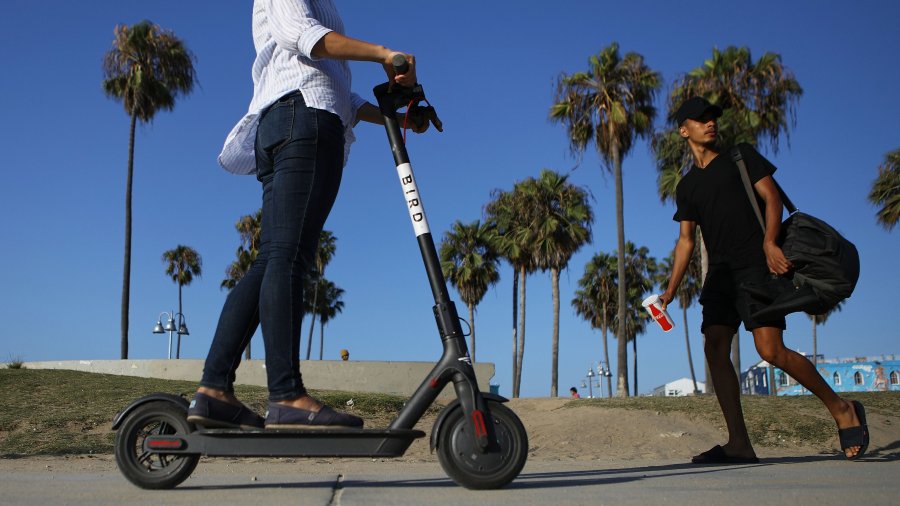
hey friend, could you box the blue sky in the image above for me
[1,1,897,398]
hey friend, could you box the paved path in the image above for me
[1,455,898,505]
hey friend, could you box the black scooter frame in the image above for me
[373,79,496,450]
[122,78,499,459]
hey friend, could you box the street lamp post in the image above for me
[585,367,595,398]
[597,361,612,398]
[152,311,190,359]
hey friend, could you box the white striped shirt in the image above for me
[218,0,368,175]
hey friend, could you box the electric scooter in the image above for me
[111,55,529,491]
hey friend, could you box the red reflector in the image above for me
[472,410,488,439]
[429,377,439,388]
[148,438,185,450]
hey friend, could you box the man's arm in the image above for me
[660,220,696,310]
[754,175,792,275]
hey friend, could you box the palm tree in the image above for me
[668,46,803,153]
[103,21,196,359]
[485,185,538,397]
[808,302,844,369]
[572,252,617,397]
[439,220,501,363]
[524,170,593,396]
[656,240,703,394]
[869,149,900,231]
[306,230,337,360]
[653,45,802,390]
[162,245,202,359]
[551,42,661,396]
[316,280,345,360]
[617,242,658,396]
[304,277,344,360]
[221,210,262,290]
[221,209,262,359]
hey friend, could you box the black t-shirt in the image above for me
[673,143,777,268]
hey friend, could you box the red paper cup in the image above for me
[642,294,674,332]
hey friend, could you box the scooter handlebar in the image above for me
[392,53,409,75]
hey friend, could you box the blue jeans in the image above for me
[200,91,345,401]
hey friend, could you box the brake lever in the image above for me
[410,105,443,132]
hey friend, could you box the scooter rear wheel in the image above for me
[114,400,199,489]
[436,400,528,489]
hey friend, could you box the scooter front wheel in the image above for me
[435,400,528,489]
[114,400,199,489]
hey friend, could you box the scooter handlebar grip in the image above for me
[392,54,409,74]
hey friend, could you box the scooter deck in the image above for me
[144,428,425,458]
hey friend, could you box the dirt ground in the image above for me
[392,397,898,463]
[3,397,897,473]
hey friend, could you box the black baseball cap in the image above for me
[674,96,722,125]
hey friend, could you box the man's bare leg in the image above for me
[752,326,861,458]
[704,325,756,459]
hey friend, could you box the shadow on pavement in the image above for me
[859,439,900,462]
[173,449,896,492]
[179,479,337,491]
[335,458,817,490]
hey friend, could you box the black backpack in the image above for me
[731,146,860,319]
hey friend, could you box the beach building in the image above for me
[741,354,899,396]
[651,377,706,397]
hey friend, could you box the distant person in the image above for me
[340,349,349,361]
[569,387,580,399]
[187,0,429,431]
[659,97,868,463]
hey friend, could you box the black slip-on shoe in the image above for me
[265,403,363,429]
[187,392,264,429]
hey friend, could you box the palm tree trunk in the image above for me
[601,307,612,397]
[705,352,713,395]
[633,335,638,396]
[244,342,251,360]
[120,111,137,360]
[769,366,777,396]
[468,302,476,362]
[515,265,527,397]
[699,234,709,278]
[613,146,629,397]
[731,332,741,379]
[306,283,319,360]
[699,233,713,395]
[176,283,183,359]
[319,320,324,360]
[812,318,818,369]
[682,304,699,394]
[511,269,518,397]
[550,267,560,397]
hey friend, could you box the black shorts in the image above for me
[699,263,787,332]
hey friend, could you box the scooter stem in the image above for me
[373,79,493,451]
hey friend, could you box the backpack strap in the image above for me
[730,145,798,234]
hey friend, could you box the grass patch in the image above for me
[566,392,899,448]
[5,355,25,369]
[0,369,440,456]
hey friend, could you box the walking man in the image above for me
[659,97,868,463]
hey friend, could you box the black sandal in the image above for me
[838,400,869,460]
[691,445,760,465]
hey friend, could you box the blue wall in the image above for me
[741,359,900,396]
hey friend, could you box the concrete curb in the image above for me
[18,359,495,398]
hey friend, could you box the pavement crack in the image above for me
[327,473,345,506]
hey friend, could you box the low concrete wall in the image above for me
[21,359,495,399]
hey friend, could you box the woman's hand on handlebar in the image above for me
[384,51,416,87]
